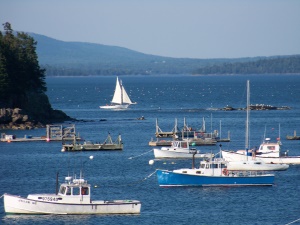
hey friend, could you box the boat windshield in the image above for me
[59,186,66,195]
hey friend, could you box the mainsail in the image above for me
[111,77,133,105]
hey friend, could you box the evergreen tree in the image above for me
[0,22,47,108]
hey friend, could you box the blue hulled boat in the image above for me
[156,158,274,187]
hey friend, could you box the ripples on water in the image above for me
[1,75,300,225]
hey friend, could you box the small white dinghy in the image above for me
[2,156,141,215]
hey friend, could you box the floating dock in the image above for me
[61,133,123,151]
[0,125,81,142]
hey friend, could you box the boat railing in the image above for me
[228,171,271,177]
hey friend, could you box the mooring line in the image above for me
[285,217,300,225]
[93,169,158,188]
[128,149,153,159]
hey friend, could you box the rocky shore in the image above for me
[0,108,73,130]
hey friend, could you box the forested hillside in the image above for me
[30,33,261,76]
[26,33,300,76]
[193,55,300,75]
[0,23,71,128]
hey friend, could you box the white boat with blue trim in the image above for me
[156,155,275,187]
[2,156,141,214]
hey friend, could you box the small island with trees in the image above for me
[0,22,71,129]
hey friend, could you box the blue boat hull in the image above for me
[156,170,274,187]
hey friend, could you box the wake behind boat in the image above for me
[100,76,136,109]
[2,156,141,214]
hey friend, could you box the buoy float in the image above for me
[149,160,154,165]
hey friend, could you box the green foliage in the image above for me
[194,56,300,75]
[0,22,47,108]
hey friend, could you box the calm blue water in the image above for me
[1,75,300,225]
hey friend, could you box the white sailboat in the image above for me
[221,80,289,170]
[100,77,136,109]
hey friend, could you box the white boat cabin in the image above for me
[235,138,288,158]
[27,177,91,204]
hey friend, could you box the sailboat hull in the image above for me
[100,104,129,109]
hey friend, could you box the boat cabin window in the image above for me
[59,186,66,195]
[66,186,71,195]
[73,187,80,195]
[200,164,205,169]
[212,164,218,168]
[181,142,187,148]
[221,164,226,169]
[81,187,89,195]
[267,146,276,150]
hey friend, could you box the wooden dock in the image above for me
[0,124,81,142]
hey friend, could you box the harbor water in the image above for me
[1,75,300,225]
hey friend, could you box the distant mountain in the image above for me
[29,33,299,76]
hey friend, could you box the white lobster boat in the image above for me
[153,140,214,159]
[2,156,141,214]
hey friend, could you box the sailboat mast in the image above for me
[245,80,250,150]
[120,78,123,105]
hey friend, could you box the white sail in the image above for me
[121,84,133,104]
[111,77,123,104]
[100,77,135,109]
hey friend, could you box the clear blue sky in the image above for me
[1,0,300,59]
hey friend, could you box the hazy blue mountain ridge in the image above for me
[29,33,299,76]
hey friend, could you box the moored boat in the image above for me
[2,156,141,214]
[286,130,300,140]
[156,156,275,187]
[153,140,214,159]
[222,138,300,164]
[226,158,289,171]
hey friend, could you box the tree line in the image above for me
[0,22,47,108]
[193,55,300,75]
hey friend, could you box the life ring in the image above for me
[222,168,229,176]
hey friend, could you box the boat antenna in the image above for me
[56,172,59,195]
[80,155,94,180]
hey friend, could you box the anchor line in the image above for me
[285,217,300,225]
[94,169,158,187]
[128,149,153,159]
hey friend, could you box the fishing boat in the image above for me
[286,130,300,140]
[100,76,136,109]
[61,133,123,152]
[2,156,141,214]
[156,154,275,187]
[221,80,293,166]
[153,140,214,159]
[222,137,300,164]
[226,157,289,171]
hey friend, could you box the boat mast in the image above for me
[119,77,124,105]
[245,80,250,150]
